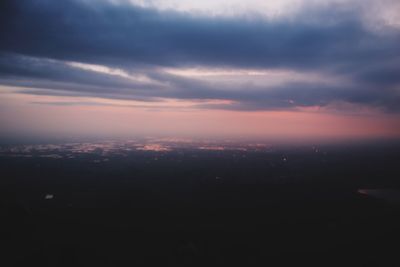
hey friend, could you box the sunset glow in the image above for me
[0,0,399,143]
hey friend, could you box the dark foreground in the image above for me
[1,141,400,266]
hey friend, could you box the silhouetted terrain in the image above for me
[1,140,400,266]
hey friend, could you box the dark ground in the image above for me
[1,142,400,266]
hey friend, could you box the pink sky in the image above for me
[1,88,399,143]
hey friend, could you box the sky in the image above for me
[0,0,399,143]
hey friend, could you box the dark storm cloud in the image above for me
[5,52,397,112]
[0,0,399,112]
[1,0,399,70]
[356,62,400,87]
[1,52,400,112]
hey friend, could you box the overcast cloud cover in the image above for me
[0,0,399,112]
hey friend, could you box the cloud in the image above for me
[0,0,399,112]
[2,0,398,69]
